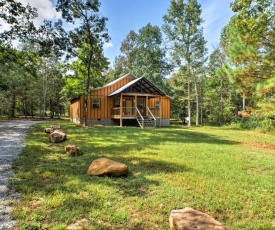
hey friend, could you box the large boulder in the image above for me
[87,158,128,176]
[49,130,66,143]
[169,207,227,230]
[65,145,83,156]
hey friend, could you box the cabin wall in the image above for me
[88,76,134,120]
[70,75,171,126]
[70,97,83,123]
[149,96,170,119]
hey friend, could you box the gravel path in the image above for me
[0,120,42,230]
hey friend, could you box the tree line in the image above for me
[0,0,274,130]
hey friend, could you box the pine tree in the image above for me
[222,0,275,127]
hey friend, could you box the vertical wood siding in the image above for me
[70,99,80,120]
[88,76,134,119]
[149,97,170,119]
[71,76,171,120]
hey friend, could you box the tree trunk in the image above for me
[8,92,16,119]
[242,93,246,121]
[194,79,199,125]
[220,78,224,125]
[42,63,48,120]
[187,78,191,127]
[84,53,93,126]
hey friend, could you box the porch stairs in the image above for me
[136,107,156,129]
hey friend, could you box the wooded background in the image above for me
[0,0,274,130]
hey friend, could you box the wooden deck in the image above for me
[111,107,160,128]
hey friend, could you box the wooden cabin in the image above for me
[70,73,170,128]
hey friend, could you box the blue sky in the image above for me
[1,0,234,64]
[100,0,234,64]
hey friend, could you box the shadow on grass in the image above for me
[62,125,238,156]
[10,122,275,229]
[11,138,193,198]
[10,123,233,214]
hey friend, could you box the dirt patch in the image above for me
[243,142,275,152]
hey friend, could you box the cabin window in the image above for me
[92,98,100,109]
[114,98,120,107]
[155,100,160,108]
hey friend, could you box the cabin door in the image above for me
[125,99,133,115]
[137,97,146,116]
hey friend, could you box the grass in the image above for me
[10,121,275,229]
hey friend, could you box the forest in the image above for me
[0,0,274,131]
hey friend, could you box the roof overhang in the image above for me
[108,77,166,97]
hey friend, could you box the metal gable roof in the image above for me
[108,77,166,97]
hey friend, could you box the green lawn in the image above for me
[11,121,275,229]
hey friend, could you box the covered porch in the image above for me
[108,77,165,128]
[110,93,161,128]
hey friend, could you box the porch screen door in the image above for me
[126,100,133,115]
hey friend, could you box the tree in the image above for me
[0,42,39,118]
[163,0,207,126]
[56,0,110,126]
[167,67,189,124]
[221,0,275,127]
[0,0,37,44]
[110,24,171,91]
[133,24,171,90]
[204,47,235,125]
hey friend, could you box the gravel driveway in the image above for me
[0,120,42,230]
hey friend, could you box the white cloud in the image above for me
[103,42,113,49]
[200,0,234,52]
[19,0,61,26]
[0,0,61,33]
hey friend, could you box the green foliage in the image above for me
[221,0,275,127]
[109,23,170,92]
[0,0,37,44]
[203,48,237,125]
[163,0,207,126]
[56,0,110,125]
[11,121,275,229]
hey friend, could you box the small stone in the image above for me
[87,158,128,177]
[64,145,83,156]
[44,125,61,133]
[169,207,227,230]
[44,127,53,133]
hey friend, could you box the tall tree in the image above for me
[110,24,170,91]
[134,24,171,89]
[56,0,110,126]
[221,0,275,125]
[0,0,37,44]
[204,47,236,125]
[0,42,39,118]
[163,0,207,126]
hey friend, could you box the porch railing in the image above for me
[147,107,156,127]
[111,107,160,118]
[111,107,136,117]
[136,107,144,128]
[148,107,160,117]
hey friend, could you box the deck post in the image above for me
[134,95,137,116]
[120,94,123,127]
[159,96,162,127]
[146,96,149,116]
